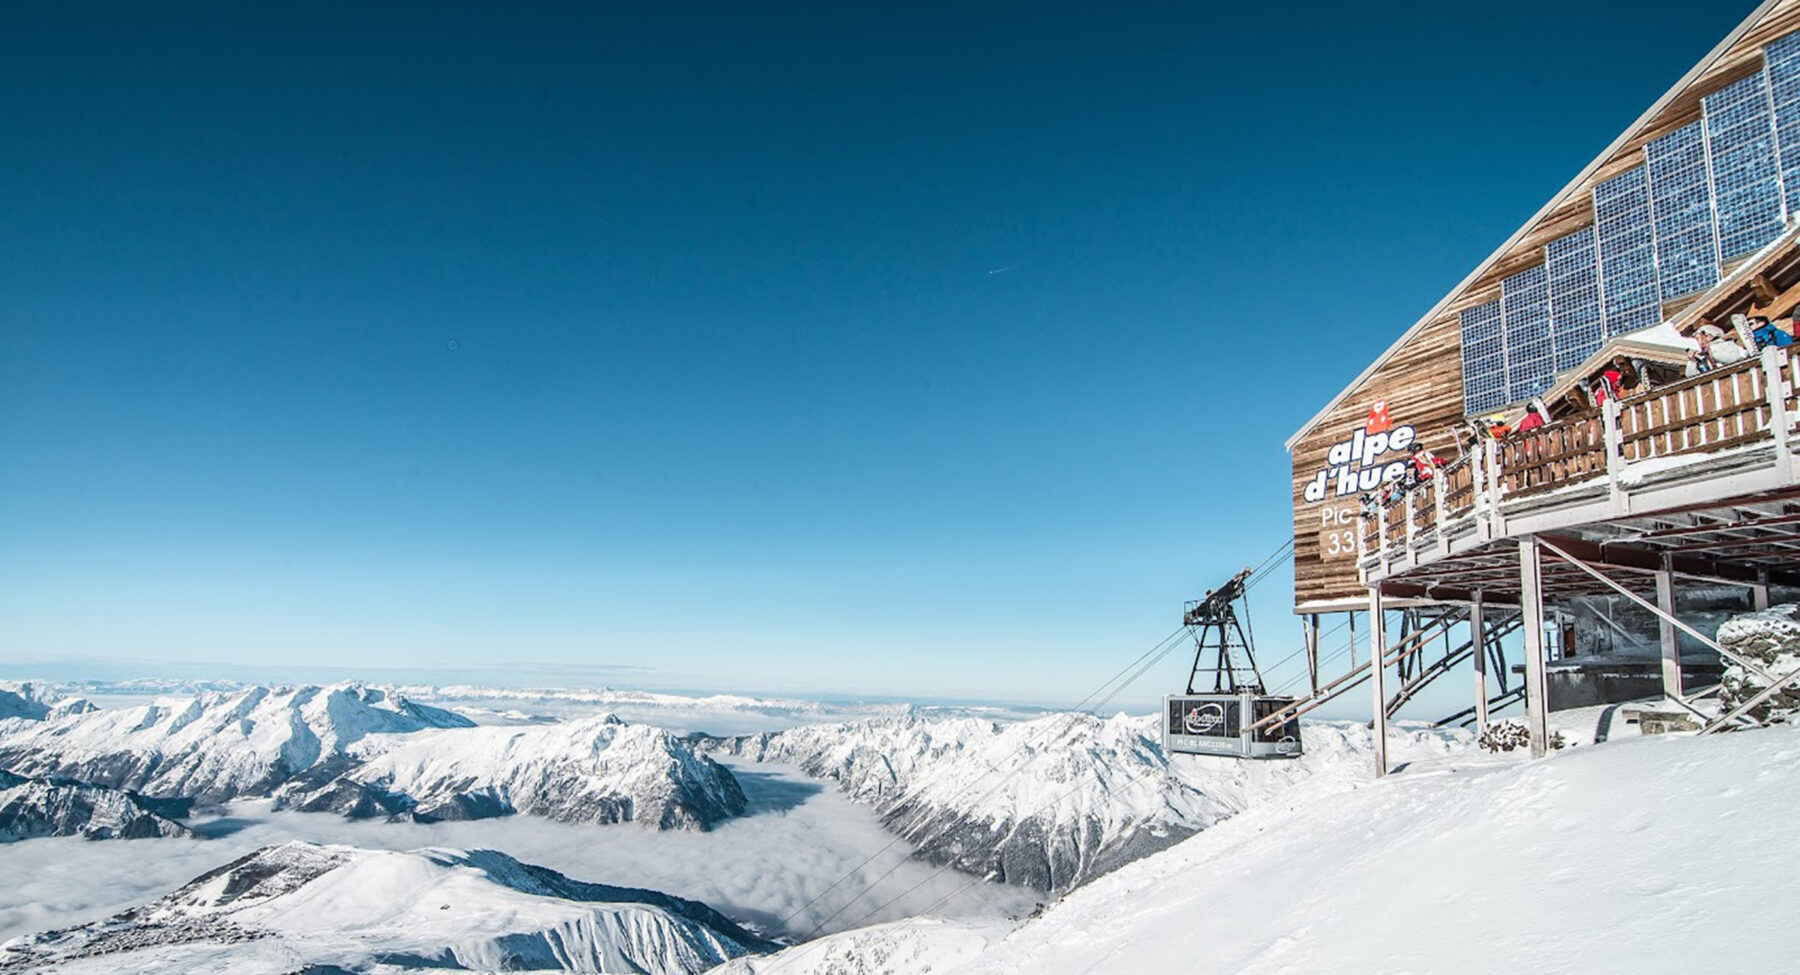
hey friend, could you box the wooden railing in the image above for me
[1498,409,1606,498]
[1616,357,1774,461]
[1358,345,1800,573]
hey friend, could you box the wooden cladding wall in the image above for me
[1291,313,1467,610]
[1289,0,1800,611]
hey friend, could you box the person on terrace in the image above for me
[1750,314,1794,349]
[1406,442,1445,486]
[1516,402,1547,433]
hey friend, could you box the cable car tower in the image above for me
[1164,567,1303,759]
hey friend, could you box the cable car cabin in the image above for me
[1166,567,1304,759]
[1164,693,1303,758]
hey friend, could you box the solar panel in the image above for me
[1704,71,1785,259]
[1503,264,1553,403]
[1765,30,1800,219]
[1646,122,1719,301]
[1460,298,1506,415]
[1546,226,1603,372]
[1594,167,1661,338]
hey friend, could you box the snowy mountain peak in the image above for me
[0,681,94,723]
[3,842,776,975]
[282,713,749,829]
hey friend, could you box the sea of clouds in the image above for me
[0,758,1038,945]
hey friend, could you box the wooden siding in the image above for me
[1290,0,1800,610]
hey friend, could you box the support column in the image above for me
[1304,614,1321,696]
[1656,554,1683,699]
[1518,536,1550,759]
[1471,590,1489,731]
[1369,588,1389,778]
[1754,568,1771,612]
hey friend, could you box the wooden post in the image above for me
[1471,590,1490,731]
[1369,588,1389,778]
[1484,437,1502,536]
[1754,567,1771,612]
[1404,491,1417,555]
[1764,345,1793,485]
[1657,553,1683,700]
[1602,397,1626,511]
[1518,536,1550,759]
[1377,504,1389,565]
[1348,610,1358,668]
[1433,471,1449,556]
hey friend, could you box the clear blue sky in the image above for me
[0,1,1757,708]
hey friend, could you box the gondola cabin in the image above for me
[1164,692,1303,758]
[1166,567,1304,759]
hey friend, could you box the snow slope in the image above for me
[281,714,748,829]
[723,723,1800,975]
[707,712,1469,892]
[0,684,472,804]
[0,770,193,842]
[2,841,778,974]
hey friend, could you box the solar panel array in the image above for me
[1645,122,1719,301]
[1594,167,1661,338]
[1456,28,1800,416]
[1766,31,1800,219]
[1704,71,1785,259]
[1545,226,1603,372]
[1460,298,1506,415]
[1502,264,1553,403]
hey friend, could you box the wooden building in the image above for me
[1279,0,1800,772]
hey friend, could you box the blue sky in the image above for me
[0,1,1758,709]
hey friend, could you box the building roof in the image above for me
[1284,0,1783,452]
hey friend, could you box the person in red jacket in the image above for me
[1516,403,1547,433]
[1407,443,1446,487]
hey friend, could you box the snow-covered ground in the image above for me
[724,722,1800,974]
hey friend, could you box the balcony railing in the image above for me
[1358,345,1800,581]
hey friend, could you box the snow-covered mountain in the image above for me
[0,681,93,723]
[726,721,1800,975]
[0,684,748,831]
[0,770,193,842]
[704,712,1470,893]
[1,841,778,974]
[0,684,472,804]
[280,714,748,829]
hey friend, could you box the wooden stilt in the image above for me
[1471,590,1489,731]
[1656,554,1683,699]
[1519,536,1550,759]
[1369,588,1389,778]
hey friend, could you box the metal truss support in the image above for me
[1534,536,1780,686]
[1518,536,1551,759]
[1368,587,1389,778]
